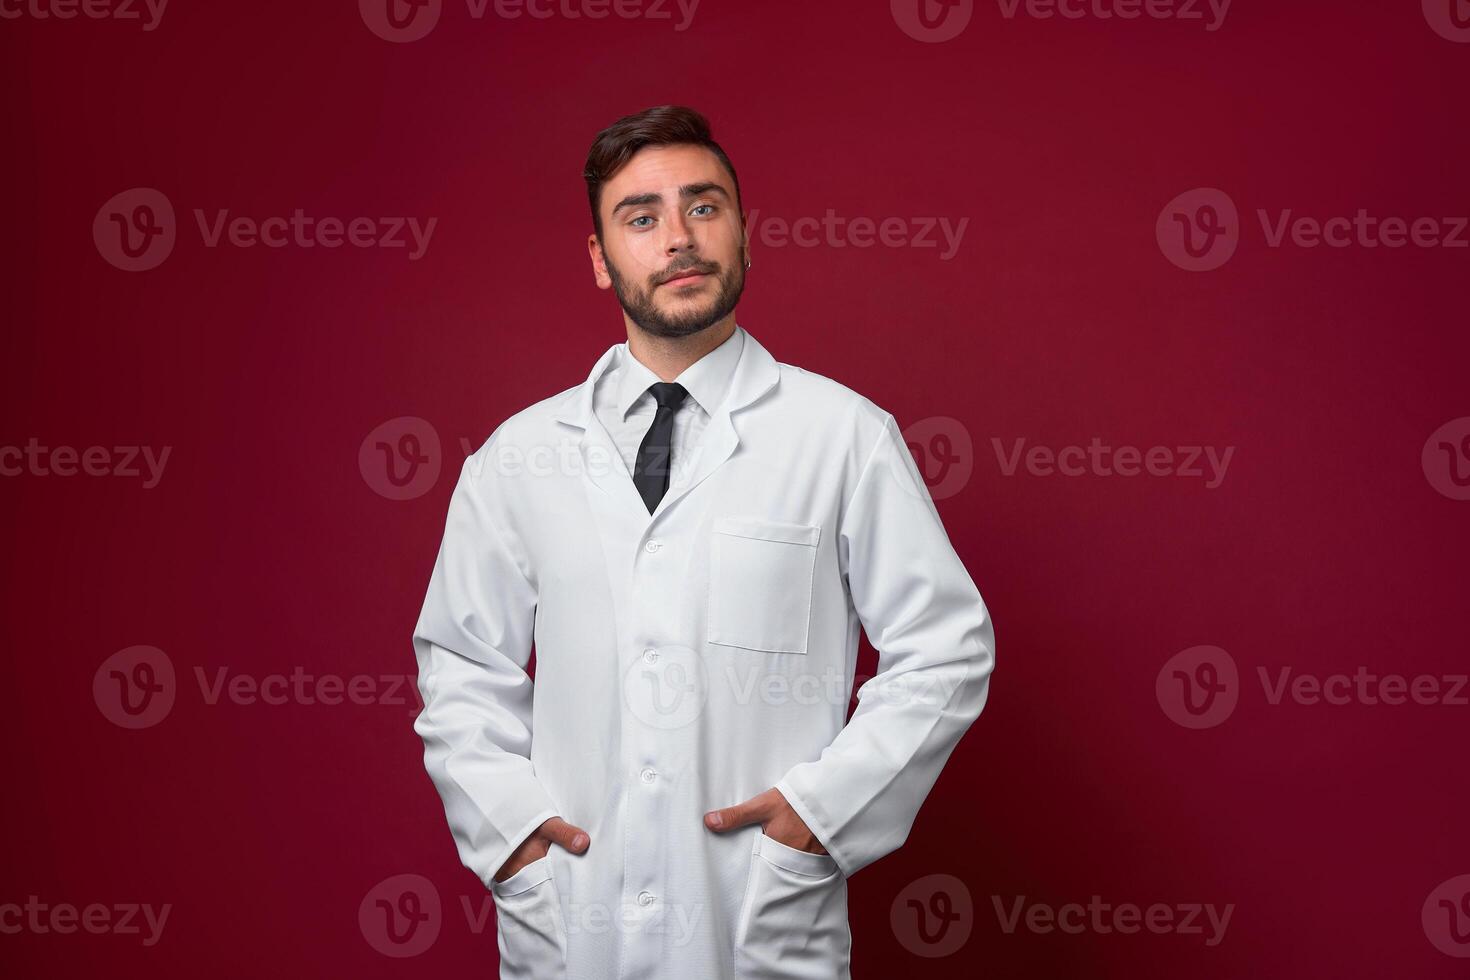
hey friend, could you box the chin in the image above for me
[658,299,716,319]
[642,313,720,339]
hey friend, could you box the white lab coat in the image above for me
[413,326,995,979]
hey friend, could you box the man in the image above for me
[412,105,995,980]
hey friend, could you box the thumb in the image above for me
[704,790,773,833]
[539,816,590,854]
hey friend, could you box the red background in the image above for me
[4,0,1468,976]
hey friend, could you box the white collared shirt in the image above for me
[592,324,746,478]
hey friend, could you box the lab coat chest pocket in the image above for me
[707,516,821,655]
[735,832,849,978]
[489,856,568,979]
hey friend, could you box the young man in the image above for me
[413,105,996,980]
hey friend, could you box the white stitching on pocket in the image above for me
[490,855,554,897]
[713,515,821,547]
[755,832,839,877]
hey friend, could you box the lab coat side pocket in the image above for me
[733,832,851,980]
[489,856,569,980]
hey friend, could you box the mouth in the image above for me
[659,268,713,288]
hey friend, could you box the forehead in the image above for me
[601,144,733,208]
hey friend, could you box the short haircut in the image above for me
[583,105,742,239]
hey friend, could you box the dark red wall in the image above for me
[4,0,1468,976]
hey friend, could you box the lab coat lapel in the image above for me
[651,328,781,521]
[650,408,736,521]
[552,328,782,523]
[551,343,648,517]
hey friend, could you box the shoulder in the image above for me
[454,382,585,488]
[768,360,895,445]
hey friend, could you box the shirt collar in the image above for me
[614,324,746,421]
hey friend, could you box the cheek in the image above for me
[699,215,745,261]
[618,233,667,280]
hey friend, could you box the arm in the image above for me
[774,412,996,878]
[412,443,561,889]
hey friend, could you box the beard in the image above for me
[604,251,745,339]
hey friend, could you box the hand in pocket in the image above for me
[704,787,828,855]
[493,816,591,883]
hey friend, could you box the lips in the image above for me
[660,268,712,287]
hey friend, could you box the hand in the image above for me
[492,816,590,883]
[704,787,828,854]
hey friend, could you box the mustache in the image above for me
[655,258,719,284]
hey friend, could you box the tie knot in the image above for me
[648,381,689,411]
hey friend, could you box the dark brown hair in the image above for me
[583,105,742,239]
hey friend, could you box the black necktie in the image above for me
[632,382,689,514]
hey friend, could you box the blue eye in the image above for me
[630,216,653,228]
[691,204,714,216]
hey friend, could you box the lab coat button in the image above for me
[644,540,661,554]
[637,890,655,907]
[640,767,657,783]
[642,648,659,663]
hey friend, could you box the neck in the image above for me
[624,314,737,381]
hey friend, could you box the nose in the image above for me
[664,211,695,256]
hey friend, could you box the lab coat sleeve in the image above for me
[412,444,560,890]
[775,412,995,879]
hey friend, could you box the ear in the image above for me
[588,233,613,290]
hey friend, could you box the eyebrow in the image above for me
[610,182,731,217]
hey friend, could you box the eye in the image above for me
[691,204,715,217]
[629,215,654,228]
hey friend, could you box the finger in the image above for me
[704,790,776,832]
[539,816,591,854]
